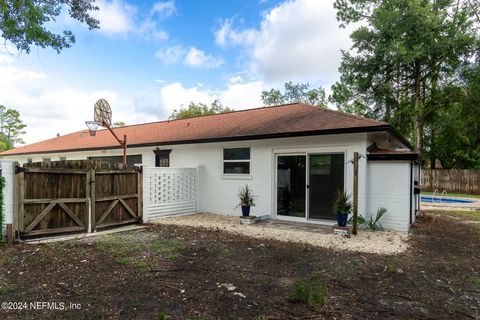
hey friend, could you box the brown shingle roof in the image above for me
[0,103,404,156]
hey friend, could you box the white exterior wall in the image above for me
[367,161,411,232]
[2,133,370,220]
[0,161,15,237]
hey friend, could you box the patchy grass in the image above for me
[114,257,129,265]
[469,276,480,290]
[427,209,480,221]
[422,191,480,199]
[288,276,326,309]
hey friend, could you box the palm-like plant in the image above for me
[365,207,387,231]
[238,185,256,207]
[332,190,352,215]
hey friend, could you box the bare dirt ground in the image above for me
[0,210,479,319]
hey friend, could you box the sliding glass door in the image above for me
[276,153,345,221]
[308,154,345,220]
[276,155,306,218]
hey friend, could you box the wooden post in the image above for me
[17,171,25,237]
[12,162,19,241]
[85,171,91,233]
[6,224,13,245]
[352,152,359,235]
[90,170,96,231]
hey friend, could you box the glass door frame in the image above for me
[274,151,347,224]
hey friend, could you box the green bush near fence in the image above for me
[0,176,5,244]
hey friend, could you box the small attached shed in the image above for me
[366,146,421,232]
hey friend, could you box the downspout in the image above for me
[409,162,413,225]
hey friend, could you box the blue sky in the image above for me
[0,0,352,144]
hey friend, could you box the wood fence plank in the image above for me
[85,171,91,232]
[97,199,119,225]
[17,172,25,233]
[24,201,57,233]
[138,172,142,221]
[96,194,138,202]
[91,170,96,230]
[58,202,85,227]
[23,198,87,204]
[96,218,138,229]
[119,198,137,219]
[23,226,85,236]
[422,169,480,195]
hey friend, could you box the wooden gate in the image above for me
[16,160,142,238]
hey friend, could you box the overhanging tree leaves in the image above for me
[261,82,327,107]
[0,0,99,53]
[331,0,479,160]
[169,100,233,120]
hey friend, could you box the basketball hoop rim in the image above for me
[85,120,100,136]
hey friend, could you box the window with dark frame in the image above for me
[223,147,250,174]
[154,149,172,167]
[27,158,33,164]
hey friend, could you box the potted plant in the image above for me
[237,184,256,217]
[332,190,352,227]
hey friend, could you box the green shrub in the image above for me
[348,207,388,231]
[288,276,326,309]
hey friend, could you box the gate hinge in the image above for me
[15,166,27,174]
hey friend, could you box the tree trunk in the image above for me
[414,61,424,160]
[430,126,435,169]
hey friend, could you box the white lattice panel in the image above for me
[143,167,198,220]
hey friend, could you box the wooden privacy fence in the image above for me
[16,160,142,238]
[421,169,480,195]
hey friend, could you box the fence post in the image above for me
[90,169,96,231]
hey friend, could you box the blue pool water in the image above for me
[421,196,476,204]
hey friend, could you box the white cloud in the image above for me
[93,0,136,36]
[155,45,187,64]
[87,0,172,40]
[214,0,352,84]
[184,47,224,68]
[132,81,264,119]
[155,45,224,69]
[215,18,257,48]
[138,1,176,40]
[151,1,177,18]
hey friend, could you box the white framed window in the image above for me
[223,147,250,174]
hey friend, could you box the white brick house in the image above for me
[0,103,421,231]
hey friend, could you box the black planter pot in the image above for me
[337,214,348,227]
[241,205,251,217]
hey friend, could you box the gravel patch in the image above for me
[153,213,409,255]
